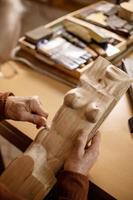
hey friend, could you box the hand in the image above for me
[64,130,100,176]
[5,96,48,128]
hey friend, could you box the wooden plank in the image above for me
[0,56,132,200]
[65,16,126,47]
[0,121,32,152]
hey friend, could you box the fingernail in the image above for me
[43,112,48,118]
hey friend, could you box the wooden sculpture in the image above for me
[0,56,132,200]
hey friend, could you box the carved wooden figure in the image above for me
[0,56,132,200]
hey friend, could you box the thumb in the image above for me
[22,112,47,127]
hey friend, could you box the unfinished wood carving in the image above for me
[0,56,132,200]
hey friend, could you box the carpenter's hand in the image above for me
[64,130,100,176]
[5,96,48,128]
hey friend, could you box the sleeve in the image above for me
[0,183,27,200]
[0,92,14,120]
[56,170,89,200]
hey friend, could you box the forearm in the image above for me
[57,170,89,200]
[0,92,14,120]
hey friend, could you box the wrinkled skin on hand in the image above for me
[64,130,101,176]
[5,96,48,129]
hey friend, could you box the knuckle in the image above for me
[26,97,32,105]
[33,96,39,101]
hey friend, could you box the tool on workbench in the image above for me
[76,1,133,37]
[61,31,97,58]
[25,26,53,44]
[63,18,111,43]
[37,37,92,70]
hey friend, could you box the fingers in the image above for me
[73,130,89,156]
[21,112,47,127]
[29,96,48,119]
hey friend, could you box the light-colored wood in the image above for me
[86,12,107,26]
[72,0,133,44]
[65,16,126,49]
[118,1,133,21]
[85,46,98,58]
[89,43,106,57]
[63,19,92,42]
[0,56,132,200]
[63,17,109,43]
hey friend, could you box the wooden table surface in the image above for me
[0,53,133,199]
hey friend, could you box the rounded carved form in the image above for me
[64,89,100,123]
[85,102,100,123]
[64,89,87,109]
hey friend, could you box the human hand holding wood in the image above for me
[64,130,101,176]
[5,96,48,128]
